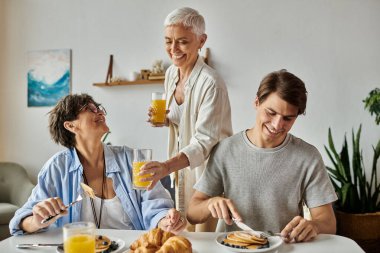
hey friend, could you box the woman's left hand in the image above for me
[158,208,187,234]
[139,161,170,190]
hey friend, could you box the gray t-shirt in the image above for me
[194,130,337,232]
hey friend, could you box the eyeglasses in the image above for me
[79,103,107,115]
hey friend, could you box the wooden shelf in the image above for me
[93,48,209,88]
[93,79,164,87]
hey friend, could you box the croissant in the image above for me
[156,236,192,253]
[129,228,192,253]
[132,247,158,253]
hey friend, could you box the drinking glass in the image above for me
[63,222,95,253]
[151,92,166,124]
[132,149,153,189]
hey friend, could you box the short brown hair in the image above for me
[257,69,308,115]
[48,94,97,148]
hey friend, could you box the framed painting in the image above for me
[27,49,71,107]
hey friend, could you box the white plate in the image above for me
[215,233,283,253]
[57,236,125,253]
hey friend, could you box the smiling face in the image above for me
[65,102,109,143]
[254,92,298,148]
[165,24,206,73]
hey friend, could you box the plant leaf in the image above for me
[327,128,348,181]
[340,183,351,207]
[340,135,351,183]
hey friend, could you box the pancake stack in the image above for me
[221,231,269,249]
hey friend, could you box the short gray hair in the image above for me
[164,7,205,36]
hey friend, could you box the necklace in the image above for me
[82,165,106,229]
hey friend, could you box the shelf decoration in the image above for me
[93,55,165,87]
[148,60,165,80]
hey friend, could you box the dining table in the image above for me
[0,228,365,253]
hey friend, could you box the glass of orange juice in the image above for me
[132,148,153,189]
[151,92,166,124]
[63,222,95,253]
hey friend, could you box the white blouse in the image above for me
[167,97,184,126]
[80,195,134,229]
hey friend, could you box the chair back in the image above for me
[0,162,34,207]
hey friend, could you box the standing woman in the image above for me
[143,7,232,232]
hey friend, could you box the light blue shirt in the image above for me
[9,144,173,235]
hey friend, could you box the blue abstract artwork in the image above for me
[27,49,71,107]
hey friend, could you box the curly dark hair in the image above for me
[257,69,308,115]
[48,94,98,148]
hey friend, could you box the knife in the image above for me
[231,217,263,238]
[16,243,63,249]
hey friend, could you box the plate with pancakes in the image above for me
[216,231,283,252]
[57,235,125,253]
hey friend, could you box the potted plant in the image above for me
[325,88,380,253]
[363,87,380,125]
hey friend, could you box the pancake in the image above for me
[95,235,111,252]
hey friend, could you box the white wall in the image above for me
[0,0,379,183]
[0,0,6,159]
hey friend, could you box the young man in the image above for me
[187,70,337,243]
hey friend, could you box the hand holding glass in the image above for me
[63,222,95,253]
[133,149,153,189]
[151,92,166,124]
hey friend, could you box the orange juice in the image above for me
[64,234,95,253]
[151,99,166,124]
[133,161,152,189]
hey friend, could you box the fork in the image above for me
[260,231,282,238]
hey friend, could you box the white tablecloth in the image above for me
[0,229,365,253]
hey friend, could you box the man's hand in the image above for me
[281,216,318,243]
[207,197,242,225]
[158,208,187,234]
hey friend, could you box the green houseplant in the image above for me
[324,88,380,253]
[325,126,380,213]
